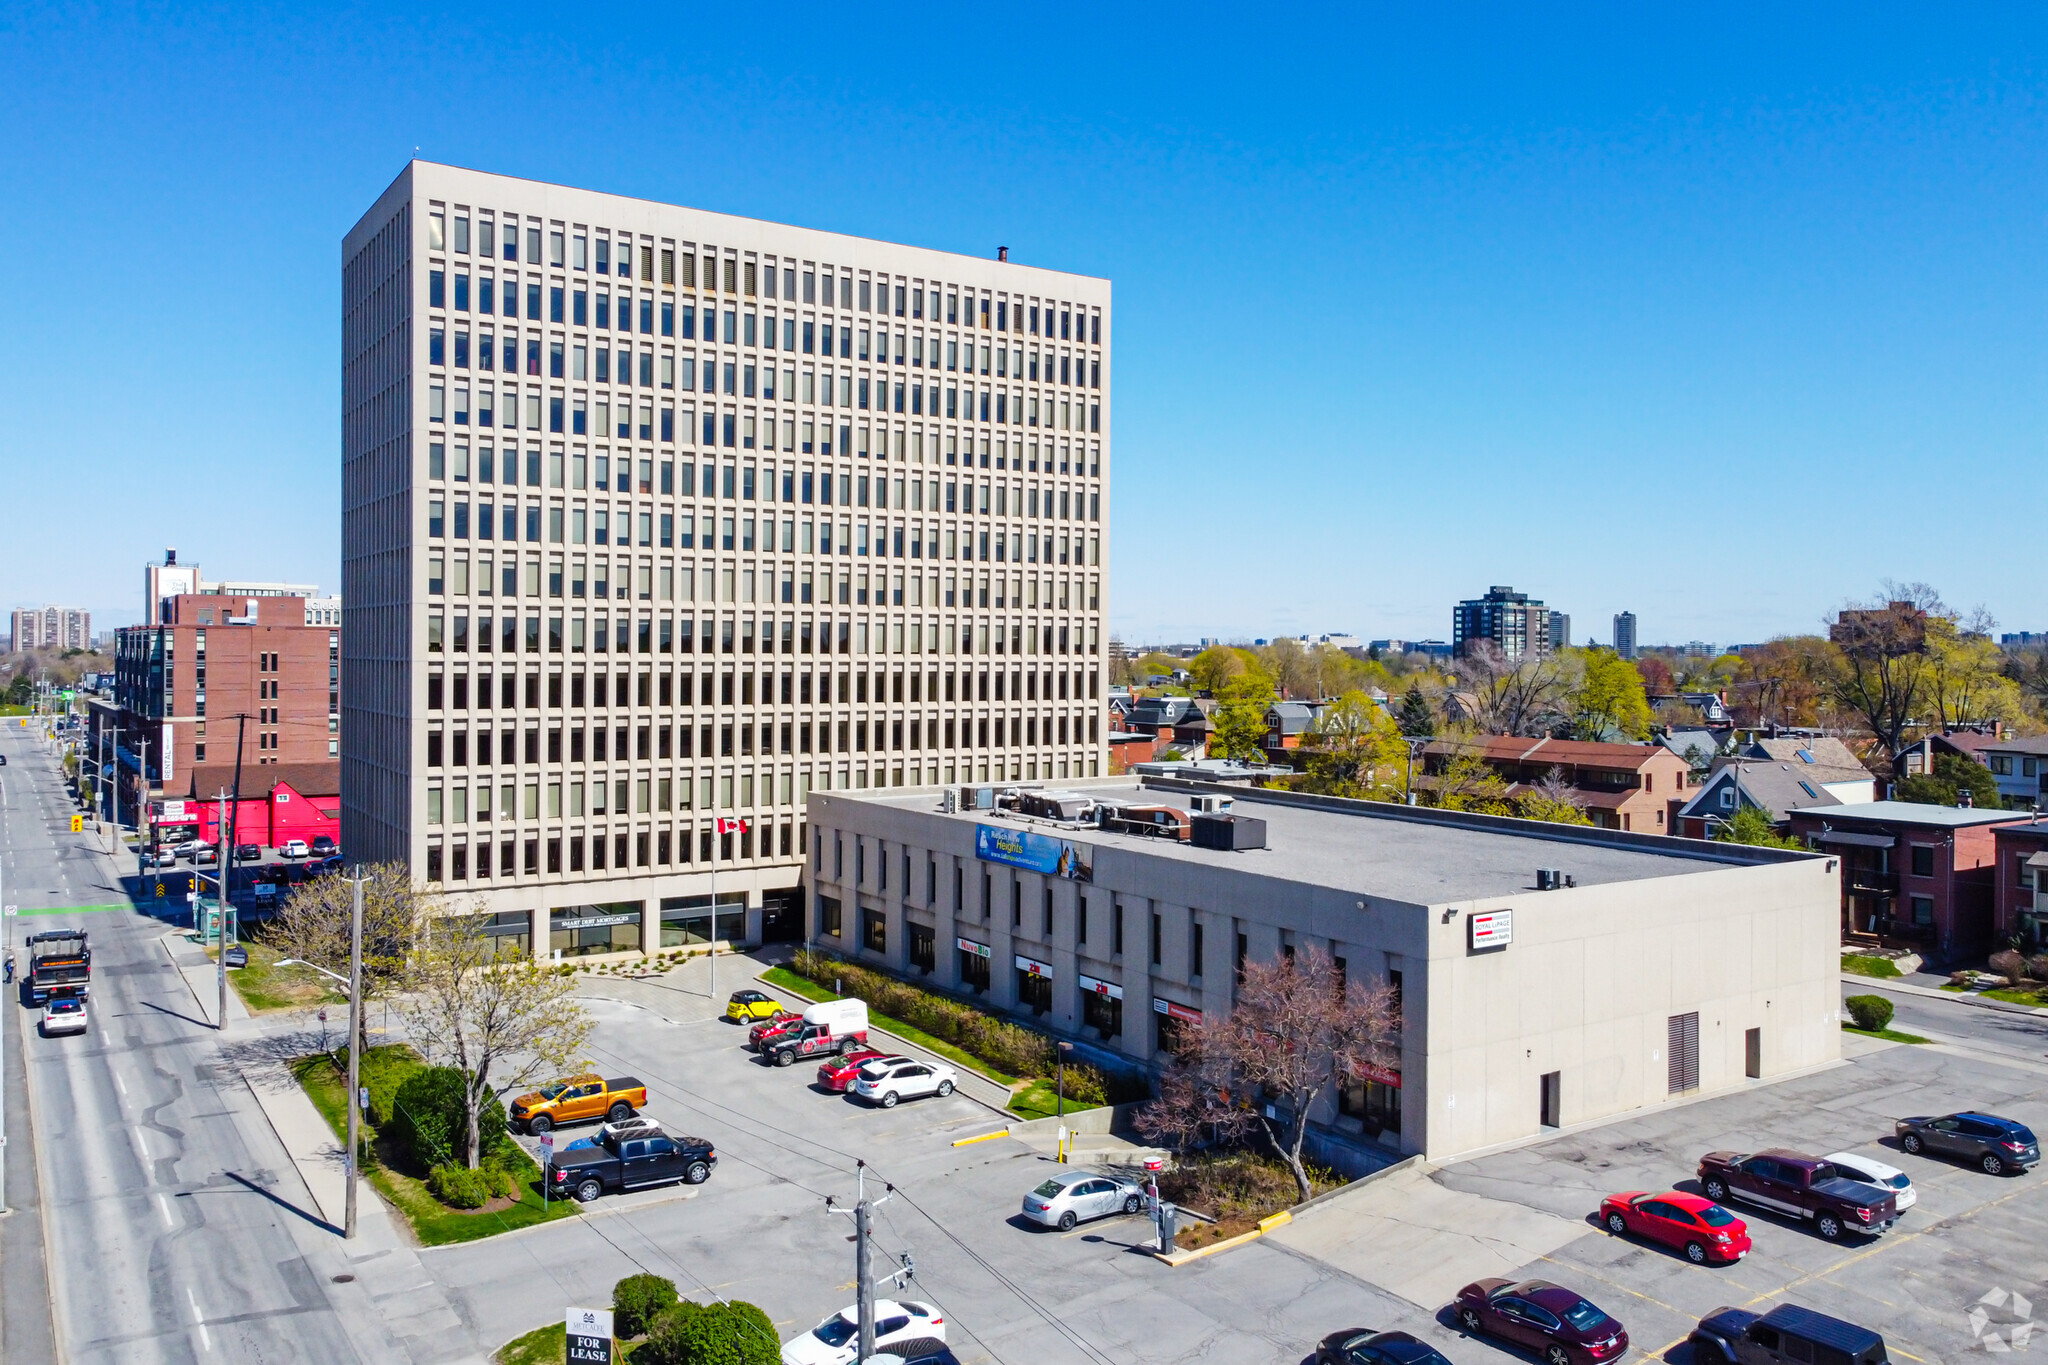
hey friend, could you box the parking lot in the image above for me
[425,962,2048,1365]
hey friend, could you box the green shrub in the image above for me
[638,1300,777,1365]
[1845,994,1895,1032]
[392,1065,507,1170]
[426,1164,491,1209]
[613,1274,680,1339]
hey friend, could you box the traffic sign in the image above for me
[69,815,82,833]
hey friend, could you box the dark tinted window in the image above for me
[1786,1336,1813,1363]
[1559,1301,1605,1332]
[1814,1346,1853,1365]
[1751,1328,1781,1351]
[1959,1118,2001,1137]
[877,1316,910,1336]
[1699,1205,1738,1227]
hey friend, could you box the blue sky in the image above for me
[2,4,2044,648]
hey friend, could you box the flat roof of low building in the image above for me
[834,777,1805,905]
[1796,800,2024,828]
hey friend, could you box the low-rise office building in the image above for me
[805,778,1839,1161]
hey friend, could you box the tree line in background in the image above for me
[1117,582,2048,798]
[2,646,114,704]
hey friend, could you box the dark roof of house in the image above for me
[1678,762,1845,822]
[182,761,339,800]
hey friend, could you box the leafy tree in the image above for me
[1395,684,1434,737]
[397,916,592,1169]
[1133,651,1179,681]
[1138,948,1399,1203]
[1425,736,1511,814]
[391,1065,508,1169]
[1297,691,1406,796]
[614,1275,681,1339]
[1515,769,1591,825]
[1895,753,2003,809]
[1572,649,1653,740]
[1211,672,1277,763]
[1188,646,1246,695]
[640,1300,778,1365]
[1634,655,1676,696]
[1925,619,2032,730]
[1824,585,1942,762]
[1714,804,1802,849]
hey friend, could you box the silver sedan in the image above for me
[1020,1170,1147,1230]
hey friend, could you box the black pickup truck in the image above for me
[1697,1148,1898,1241]
[544,1124,716,1203]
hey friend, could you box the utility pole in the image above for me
[216,713,250,1032]
[345,871,364,1239]
[825,1160,904,1363]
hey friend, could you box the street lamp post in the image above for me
[1056,1041,1072,1119]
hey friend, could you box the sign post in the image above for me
[539,1132,556,1208]
[566,1307,614,1363]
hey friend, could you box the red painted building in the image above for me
[159,762,341,850]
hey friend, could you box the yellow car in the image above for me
[725,989,784,1022]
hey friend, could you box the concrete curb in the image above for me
[1287,1153,1429,1219]
[1843,972,2048,1017]
[1150,1156,1428,1267]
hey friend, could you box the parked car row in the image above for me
[143,835,339,867]
[729,992,965,1109]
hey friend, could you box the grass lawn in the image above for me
[760,966,1018,1086]
[1841,954,1902,979]
[1937,983,2047,1007]
[207,940,345,1013]
[1006,1077,1107,1122]
[496,1322,658,1363]
[292,1052,581,1246]
[1842,1022,1932,1044]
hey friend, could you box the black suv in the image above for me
[311,835,338,856]
[1895,1112,2040,1175]
[874,1339,961,1365]
[1691,1304,1887,1365]
[544,1125,715,1202]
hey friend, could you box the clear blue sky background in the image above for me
[2,4,2044,648]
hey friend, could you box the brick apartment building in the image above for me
[1991,818,2048,955]
[1423,735,1694,833]
[1788,800,2022,963]
[93,594,340,828]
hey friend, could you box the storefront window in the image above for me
[958,938,991,993]
[1154,998,1200,1055]
[660,892,745,947]
[1017,966,1052,1015]
[908,923,935,974]
[550,901,643,957]
[1339,1076,1403,1136]
[467,910,533,959]
[1081,986,1122,1037]
[861,908,887,953]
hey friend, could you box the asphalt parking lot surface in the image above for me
[430,964,2048,1365]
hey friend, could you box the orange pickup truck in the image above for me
[509,1074,647,1134]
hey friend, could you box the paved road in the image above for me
[0,724,436,1364]
[1840,978,2048,1065]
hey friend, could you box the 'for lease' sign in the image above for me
[567,1307,614,1362]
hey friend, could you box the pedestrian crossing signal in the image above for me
[69,814,83,833]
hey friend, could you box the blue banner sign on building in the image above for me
[974,824,1094,882]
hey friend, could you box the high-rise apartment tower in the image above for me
[1613,611,1637,660]
[1452,586,1550,661]
[342,163,1111,956]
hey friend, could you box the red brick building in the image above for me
[97,594,340,832]
[1788,801,2023,962]
[1991,820,2048,954]
[1423,736,1695,834]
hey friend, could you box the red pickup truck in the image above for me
[1697,1149,1898,1241]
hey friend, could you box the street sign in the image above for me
[566,1307,614,1363]
[2,906,15,918]
[538,1132,556,1163]
[69,815,82,833]
[358,1087,370,1113]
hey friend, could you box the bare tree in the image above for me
[1137,948,1400,1203]
[396,916,592,1169]
[267,861,423,1055]
[1453,642,1578,737]
[1824,586,1944,762]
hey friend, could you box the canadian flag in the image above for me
[715,817,750,834]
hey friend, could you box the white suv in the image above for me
[850,1058,958,1108]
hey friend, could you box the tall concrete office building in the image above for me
[1613,611,1637,660]
[1452,586,1550,661]
[342,163,1111,957]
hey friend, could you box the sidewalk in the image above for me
[159,928,255,1029]
[1842,971,2048,1017]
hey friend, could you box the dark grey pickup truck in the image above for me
[1697,1149,1897,1241]
[544,1124,716,1203]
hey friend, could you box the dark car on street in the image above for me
[1689,1304,1888,1365]
[871,1339,962,1365]
[1697,1149,1897,1240]
[1317,1329,1456,1365]
[1895,1112,2039,1175]
[234,844,262,863]
[1454,1279,1627,1365]
[544,1124,715,1202]
[311,835,338,856]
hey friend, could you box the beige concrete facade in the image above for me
[804,778,1841,1162]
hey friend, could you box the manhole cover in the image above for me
[331,1274,356,1284]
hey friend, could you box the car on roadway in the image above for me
[780,1300,945,1365]
[191,843,219,866]
[1454,1279,1628,1365]
[1020,1169,1147,1230]
[1895,1112,2039,1175]
[280,839,310,859]
[1315,1329,1456,1365]
[311,835,338,856]
[139,847,176,868]
[1598,1191,1750,1263]
[1821,1153,1916,1211]
[234,843,262,863]
[817,1048,894,1092]
[172,838,203,858]
[851,1058,957,1108]
[725,988,787,1022]
[41,996,88,1037]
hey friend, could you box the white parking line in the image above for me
[114,1071,127,1097]
[157,1193,175,1229]
[188,1285,211,1351]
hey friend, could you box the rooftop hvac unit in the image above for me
[1190,794,1235,815]
[960,786,996,811]
[1191,813,1267,851]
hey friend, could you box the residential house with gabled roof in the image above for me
[1422,735,1695,833]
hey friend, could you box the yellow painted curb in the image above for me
[1154,1225,1268,1265]
[1258,1210,1292,1231]
[950,1128,1012,1147]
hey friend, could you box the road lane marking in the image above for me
[157,1193,174,1229]
[114,1071,127,1097]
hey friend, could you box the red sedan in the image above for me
[817,1049,896,1092]
[1599,1190,1751,1264]
[747,1011,803,1050]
